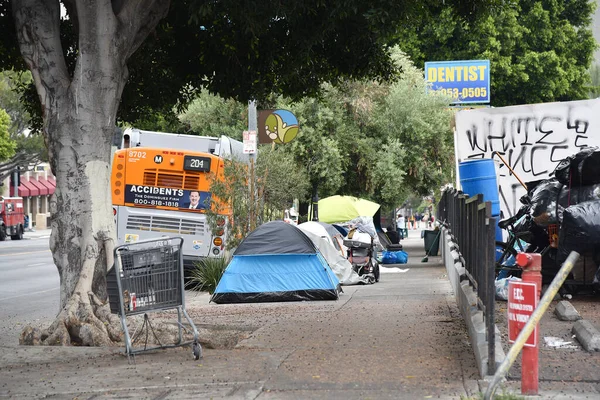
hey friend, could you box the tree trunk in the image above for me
[20,44,126,346]
[14,0,170,346]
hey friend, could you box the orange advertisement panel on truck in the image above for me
[0,197,25,241]
[111,147,230,273]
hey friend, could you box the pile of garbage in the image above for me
[529,147,600,265]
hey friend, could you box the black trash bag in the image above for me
[554,147,600,186]
[529,179,564,226]
[557,200,600,264]
[529,178,600,227]
[525,179,549,194]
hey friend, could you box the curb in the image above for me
[555,300,582,321]
[572,320,600,351]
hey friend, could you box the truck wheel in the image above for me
[11,225,23,240]
[0,226,6,241]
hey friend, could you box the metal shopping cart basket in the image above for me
[106,237,201,360]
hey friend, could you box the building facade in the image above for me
[1,164,55,229]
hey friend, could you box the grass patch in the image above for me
[186,256,230,294]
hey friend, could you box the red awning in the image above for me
[17,184,30,197]
[29,179,48,196]
[22,180,39,196]
[38,177,56,195]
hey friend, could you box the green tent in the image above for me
[316,195,381,224]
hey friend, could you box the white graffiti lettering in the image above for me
[456,100,600,216]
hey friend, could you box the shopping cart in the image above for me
[107,237,201,360]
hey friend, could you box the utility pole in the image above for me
[11,168,20,197]
[248,100,257,230]
[248,100,257,133]
[311,181,319,221]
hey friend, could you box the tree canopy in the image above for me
[397,0,597,106]
[280,49,455,208]
[1,0,500,129]
[178,90,247,139]
[180,48,454,210]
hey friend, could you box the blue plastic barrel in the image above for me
[459,159,500,217]
[459,159,503,244]
[495,224,503,243]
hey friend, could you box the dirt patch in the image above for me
[120,310,261,350]
[495,293,600,382]
[197,325,254,349]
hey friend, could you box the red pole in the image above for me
[515,252,542,395]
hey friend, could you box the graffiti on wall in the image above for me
[455,99,600,216]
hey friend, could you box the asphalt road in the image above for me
[0,234,59,346]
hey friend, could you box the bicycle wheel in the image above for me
[495,241,520,278]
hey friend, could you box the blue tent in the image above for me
[211,221,340,304]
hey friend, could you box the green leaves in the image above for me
[186,256,230,294]
[179,89,247,139]
[179,48,464,213]
[269,47,454,208]
[204,148,310,250]
[400,0,596,106]
[373,48,454,198]
[0,108,15,161]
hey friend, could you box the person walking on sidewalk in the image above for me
[396,214,405,240]
[409,214,415,230]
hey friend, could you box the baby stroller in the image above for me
[344,229,380,284]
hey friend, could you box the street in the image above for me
[0,233,59,346]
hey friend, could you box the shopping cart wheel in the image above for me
[192,341,202,360]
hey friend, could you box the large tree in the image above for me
[0,0,495,345]
[397,0,596,106]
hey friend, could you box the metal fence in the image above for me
[438,188,497,373]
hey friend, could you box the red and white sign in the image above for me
[508,281,538,347]
[243,130,257,154]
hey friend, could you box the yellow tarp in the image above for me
[317,195,380,224]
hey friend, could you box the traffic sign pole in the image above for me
[485,251,580,400]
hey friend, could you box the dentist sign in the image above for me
[425,60,490,104]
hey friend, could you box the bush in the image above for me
[186,256,229,294]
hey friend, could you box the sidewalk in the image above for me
[23,228,52,239]
[0,228,597,399]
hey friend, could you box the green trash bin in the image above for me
[423,230,440,256]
